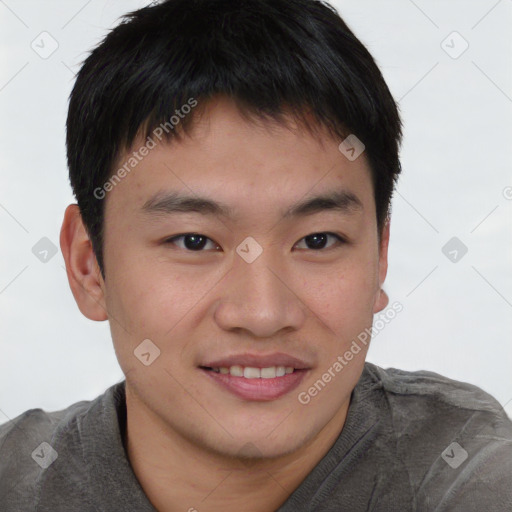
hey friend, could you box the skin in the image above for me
[61,96,390,512]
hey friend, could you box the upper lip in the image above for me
[201,352,311,370]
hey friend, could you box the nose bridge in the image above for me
[214,247,305,337]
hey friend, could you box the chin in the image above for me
[198,423,314,462]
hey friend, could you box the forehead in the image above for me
[106,97,375,218]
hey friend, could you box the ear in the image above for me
[373,217,390,314]
[60,204,108,321]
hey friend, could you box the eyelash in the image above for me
[163,232,347,252]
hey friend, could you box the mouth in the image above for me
[199,353,311,401]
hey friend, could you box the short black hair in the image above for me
[66,0,402,276]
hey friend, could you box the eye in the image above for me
[164,233,221,251]
[294,232,345,251]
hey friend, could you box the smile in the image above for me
[199,353,311,401]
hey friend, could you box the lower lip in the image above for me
[201,368,309,401]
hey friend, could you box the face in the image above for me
[96,97,389,459]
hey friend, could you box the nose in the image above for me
[213,251,306,338]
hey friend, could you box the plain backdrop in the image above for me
[1,0,511,423]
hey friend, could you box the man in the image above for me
[1,0,511,510]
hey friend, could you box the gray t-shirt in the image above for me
[1,362,511,511]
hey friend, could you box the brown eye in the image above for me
[295,232,345,250]
[165,233,220,251]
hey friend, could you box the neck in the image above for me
[125,386,350,512]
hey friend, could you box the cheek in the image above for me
[104,271,194,383]
[107,264,199,334]
[300,254,379,334]
[104,253,230,369]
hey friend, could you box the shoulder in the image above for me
[361,361,512,448]
[0,399,93,509]
[362,361,508,417]
[361,362,512,510]
[0,397,94,445]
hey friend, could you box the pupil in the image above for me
[306,233,327,250]
[185,234,207,250]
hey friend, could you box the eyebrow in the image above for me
[142,189,363,219]
[283,189,363,218]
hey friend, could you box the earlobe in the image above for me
[60,204,108,321]
[373,288,389,313]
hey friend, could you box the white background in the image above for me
[1,0,511,422]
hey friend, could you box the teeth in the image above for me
[244,367,260,379]
[213,365,297,378]
[230,365,244,377]
[260,367,276,379]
